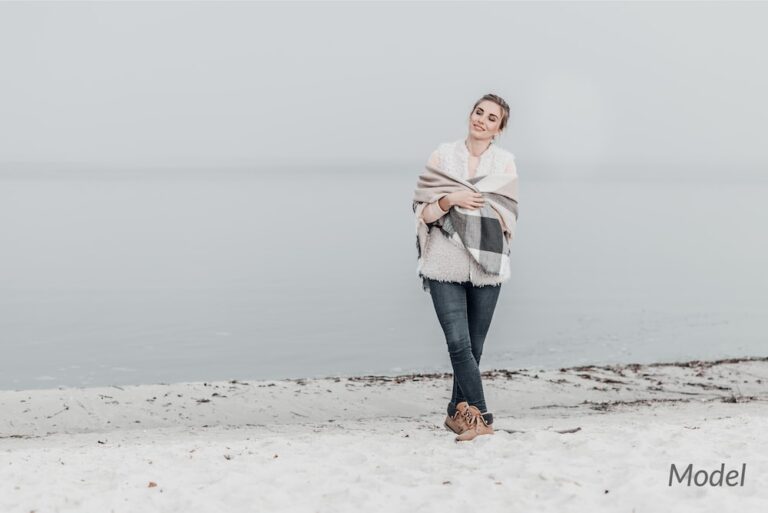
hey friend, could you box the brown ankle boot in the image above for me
[443,401,470,434]
[455,405,494,442]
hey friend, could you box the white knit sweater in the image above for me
[417,139,518,288]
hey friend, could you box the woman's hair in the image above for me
[470,93,511,133]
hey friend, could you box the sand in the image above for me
[2,357,767,512]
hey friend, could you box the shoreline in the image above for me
[2,355,766,440]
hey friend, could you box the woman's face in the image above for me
[468,100,503,141]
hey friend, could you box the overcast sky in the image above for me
[1,1,766,176]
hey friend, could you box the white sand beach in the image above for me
[2,357,767,513]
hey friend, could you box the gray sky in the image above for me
[1,1,766,176]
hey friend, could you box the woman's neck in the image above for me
[464,137,492,158]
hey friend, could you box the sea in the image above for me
[1,166,766,390]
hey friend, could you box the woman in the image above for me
[412,93,519,442]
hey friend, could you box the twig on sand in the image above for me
[494,426,581,435]
[555,426,581,434]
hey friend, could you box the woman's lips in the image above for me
[473,124,485,130]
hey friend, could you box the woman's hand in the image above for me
[448,191,485,210]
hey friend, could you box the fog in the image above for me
[1,1,766,177]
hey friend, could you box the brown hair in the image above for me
[470,93,511,133]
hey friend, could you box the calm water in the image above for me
[1,168,766,390]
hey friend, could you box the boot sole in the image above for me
[455,430,495,442]
[444,421,461,434]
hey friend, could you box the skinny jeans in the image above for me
[426,278,501,425]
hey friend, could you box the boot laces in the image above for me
[463,408,489,428]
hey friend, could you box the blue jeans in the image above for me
[426,278,501,426]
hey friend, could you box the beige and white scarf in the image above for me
[412,164,519,277]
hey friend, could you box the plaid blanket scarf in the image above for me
[412,164,519,277]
